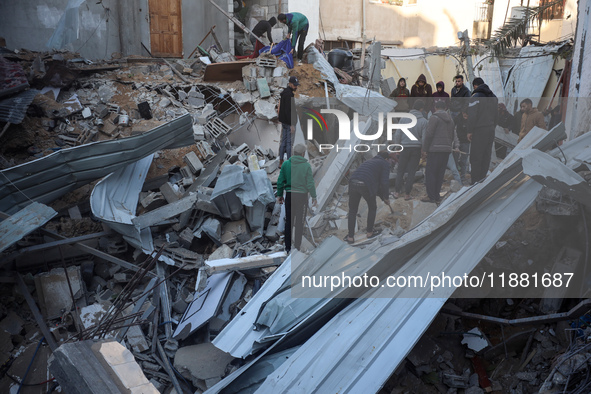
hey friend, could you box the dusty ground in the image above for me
[290,63,327,98]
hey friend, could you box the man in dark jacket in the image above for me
[345,152,391,243]
[422,100,455,203]
[467,77,498,184]
[410,74,432,111]
[277,76,299,161]
[251,17,277,46]
[276,144,317,253]
[394,100,427,200]
[450,75,471,116]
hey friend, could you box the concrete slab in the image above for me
[34,266,83,319]
[174,343,234,388]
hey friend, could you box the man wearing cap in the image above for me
[276,144,317,253]
[467,77,498,184]
[277,76,299,163]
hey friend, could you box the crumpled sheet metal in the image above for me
[0,114,194,215]
[0,202,57,254]
[90,155,154,252]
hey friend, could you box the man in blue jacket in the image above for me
[344,151,392,244]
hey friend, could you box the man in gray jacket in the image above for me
[394,100,428,200]
[422,100,455,203]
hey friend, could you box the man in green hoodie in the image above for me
[276,144,317,253]
[278,12,309,61]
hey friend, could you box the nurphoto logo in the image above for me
[304,109,418,153]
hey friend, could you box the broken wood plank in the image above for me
[203,60,256,82]
[205,251,287,275]
[16,273,59,351]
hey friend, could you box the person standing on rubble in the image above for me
[467,77,498,184]
[431,81,450,113]
[277,76,299,163]
[344,151,392,244]
[251,17,277,47]
[393,99,427,200]
[389,78,411,112]
[276,144,317,253]
[518,98,547,142]
[450,75,471,117]
[410,74,433,114]
[278,12,309,62]
[421,100,455,203]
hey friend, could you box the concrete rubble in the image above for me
[0,12,590,394]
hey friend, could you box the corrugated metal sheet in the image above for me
[254,128,591,393]
[0,114,194,214]
[0,89,39,124]
[0,202,56,253]
[504,45,562,111]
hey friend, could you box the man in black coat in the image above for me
[467,77,498,184]
[450,75,471,116]
[251,17,277,46]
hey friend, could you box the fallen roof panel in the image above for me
[0,89,39,124]
[255,129,591,393]
[0,114,194,214]
[0,202,57,253]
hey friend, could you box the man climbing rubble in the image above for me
[277,76,299,163]
[276,144,317,253]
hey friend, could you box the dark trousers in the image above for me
[470,127,495,184]
[295,25,308,60]
[425,152,449,201]
[395,147,421,195]
[348,181,377,238]
[285,192,308,252]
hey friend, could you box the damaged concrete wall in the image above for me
[317,0,476,47]
[0,0,146,59]
[0,0,231,60]
[566,0,591,140]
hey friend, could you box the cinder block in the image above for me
[184,151,204,174]
[204,117,233,139]
[160,182,180,203]
[257,78,271,98]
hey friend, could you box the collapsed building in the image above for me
[1,1,591,394]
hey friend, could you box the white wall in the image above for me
[289,0,320,49]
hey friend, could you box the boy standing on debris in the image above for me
[278,12,309,61]
[421,100,455,204]
[410,74,433,112]
[276,144,317,253]
[277,76,299,162]
[344,151,392,244]
[389,78,411,112]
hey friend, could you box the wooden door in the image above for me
[149,0,183,57]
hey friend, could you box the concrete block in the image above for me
[184,151,204,174]
[195,141,216,163]
[140,191,167,210]
[68,205,82,219]
[221,219,249,244]
[197,104,216,125]
[257,78,271,98]
[0,311,25,336]
[262,157,280,173]
[126,325,149,353]
[159,182,180,203]
[178,227,194,248]
[173,343,234,388]
[34,266,83,319]
[193,124,205,141]
[254,99,277,120]
[256,56,277,68]
[205,117,233,139]
[208,244,233,261]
